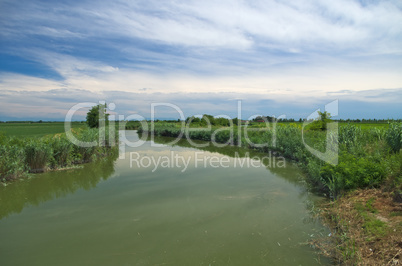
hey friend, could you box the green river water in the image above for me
[0,131,331,265]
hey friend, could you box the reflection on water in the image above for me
[0,131,330,265]
[150,135,306,186]
[0,153,118,219]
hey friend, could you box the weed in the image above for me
[389,211,402,217]
[365,197,378,213]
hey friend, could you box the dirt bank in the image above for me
[316,188,401,265]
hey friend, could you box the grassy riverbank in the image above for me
[318,189,402,265]
[0,127,118,181]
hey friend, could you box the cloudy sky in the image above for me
[0,0,401,121]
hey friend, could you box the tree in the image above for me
[318,111,332,130]
[86,104,109,128]
[202,114,215,126]
[318,111,331,121]
[306,111,332,131]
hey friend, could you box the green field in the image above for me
[0,122,85,138]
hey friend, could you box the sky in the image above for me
[0,0,401,121]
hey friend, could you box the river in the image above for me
[0,131,331,265]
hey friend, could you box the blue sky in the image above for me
[0,0,401,121]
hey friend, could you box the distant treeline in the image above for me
[250,116,402,123]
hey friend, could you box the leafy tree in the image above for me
[318,111,332,130]
[232,117,239,125]
[86,104,109,128]
[307,111,332,131]
[318,111,331,121]
[202,114,215,126]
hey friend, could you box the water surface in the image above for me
[0,131,330,265]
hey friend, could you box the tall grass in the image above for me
[0,127,118,181]
[48,136,74,168]
[0,144,26,180]
[72,129,98,163]
[386,122,402,153]
[24,140,53,173]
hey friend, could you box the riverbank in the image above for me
[0,127,118,182]
[315,188,402,265]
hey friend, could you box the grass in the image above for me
[0,122,85,138]
[24,139,53,173]
[0,126,118,181]
[365,197,378,213]
[319,189,400,265]
[389,211,402,217]
[354,201,387,239]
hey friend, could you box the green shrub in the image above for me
[320,153,386,197]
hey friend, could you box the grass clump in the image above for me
[362,217,387,239]
[0,144,26,180]
[48,136,74,168]
[389,211,402,217]
[354,201,387,239]
[365,197,378,213]
[24,140,53,173]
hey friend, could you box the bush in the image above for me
[320,153,386,198]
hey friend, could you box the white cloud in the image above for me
[0,0,401,120]
[2,0,401,53]
[0,73,63,92]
